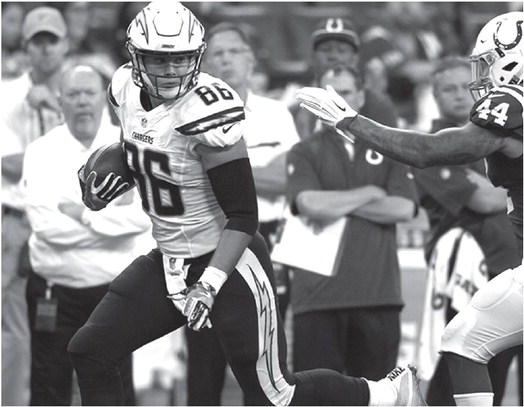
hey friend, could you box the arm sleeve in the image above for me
[207,157,258,236]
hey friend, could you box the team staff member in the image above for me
[293,17,398,140]
[297,11,522,406]
[287,64,417,380]
[1,7,68,405]
[66,2,425,406]
[414,56,521,406]
[185,22,300,405]
[21,65,149,406]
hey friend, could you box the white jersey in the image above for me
[110,64,245,258]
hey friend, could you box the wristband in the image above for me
[199,266,228,294]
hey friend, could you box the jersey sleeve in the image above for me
[175,74,246,148]
[470,85,523,139]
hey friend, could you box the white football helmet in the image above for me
[469,11,524,99]
[126,1,206,100]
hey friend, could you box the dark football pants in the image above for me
[185,220,290,406]
[68,233,369,405]
[293,307,401,381]
[26,269,134,406]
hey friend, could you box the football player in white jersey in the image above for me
[68,2,425,405]
[297,11,523,407]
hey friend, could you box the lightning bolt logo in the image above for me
[249,265,280,392]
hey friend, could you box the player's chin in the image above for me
[155,86,182,100]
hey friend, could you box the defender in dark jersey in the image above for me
[297,11,523,407]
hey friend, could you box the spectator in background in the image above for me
[286,64,417,380]
[21,65,149,406]
[414,56,522,406]
[293,17,398,140]
[2,2,28,79]
[359,3,447,129]
[1,6,68,405]
[184,22,300,405]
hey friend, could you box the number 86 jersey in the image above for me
[109,64,246,258]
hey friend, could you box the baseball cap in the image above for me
[22,7,67,42]
[312,18,360,51]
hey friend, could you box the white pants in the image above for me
[440,265,523,364]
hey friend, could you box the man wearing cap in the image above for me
[294,18,398,140]
[1,6,68,405]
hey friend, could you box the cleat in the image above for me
[387,365,427,406]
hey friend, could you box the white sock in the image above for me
[454,392,494,406]
[365,378,396,406]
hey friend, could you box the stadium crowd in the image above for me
[1,1,522,406]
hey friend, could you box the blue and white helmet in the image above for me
[469,11,524,99]
[126,1,206,100]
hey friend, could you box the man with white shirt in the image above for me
[185,21,300,405]
[20,65,151,405]
[1,7,68,405]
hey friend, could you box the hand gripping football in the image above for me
[84,142,133,185]
[79,142,134,210]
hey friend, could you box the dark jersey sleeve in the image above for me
[470,84,523,139]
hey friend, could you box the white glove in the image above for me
[296,85,358,142]
[78,166,131,211]
[167,266,228,331]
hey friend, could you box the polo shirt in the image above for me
[287,128,417,314]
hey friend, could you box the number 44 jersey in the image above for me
[470,83,523,246]
[109,64,246,258]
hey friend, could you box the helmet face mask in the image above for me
[468,11,524,101]
[126,1,206,101]
[128,43,205,100]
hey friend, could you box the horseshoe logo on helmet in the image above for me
[493,19,523,50]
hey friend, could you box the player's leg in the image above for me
[185,326,227,405]
[67,249,187,405]
[214,233,425,406]
[441,265,523,406]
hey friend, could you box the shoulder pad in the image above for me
[108,63,134,108]
[175,73,245,136]
[470,85,523,138]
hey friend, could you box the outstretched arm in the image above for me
[336,117,505,168]
[296,85,516,168]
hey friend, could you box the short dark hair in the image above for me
[432,56,470,78]
[206,22,255,52]
[319,63,364,90]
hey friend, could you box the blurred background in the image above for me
[2,1,522,406]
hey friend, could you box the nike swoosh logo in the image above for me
[333,100,346,112]
[222,122,238,133]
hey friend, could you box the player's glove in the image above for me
[78,165,132,211]
[296,85,358,142]
[169,266,228,331]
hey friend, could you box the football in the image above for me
[84,142,134,185]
